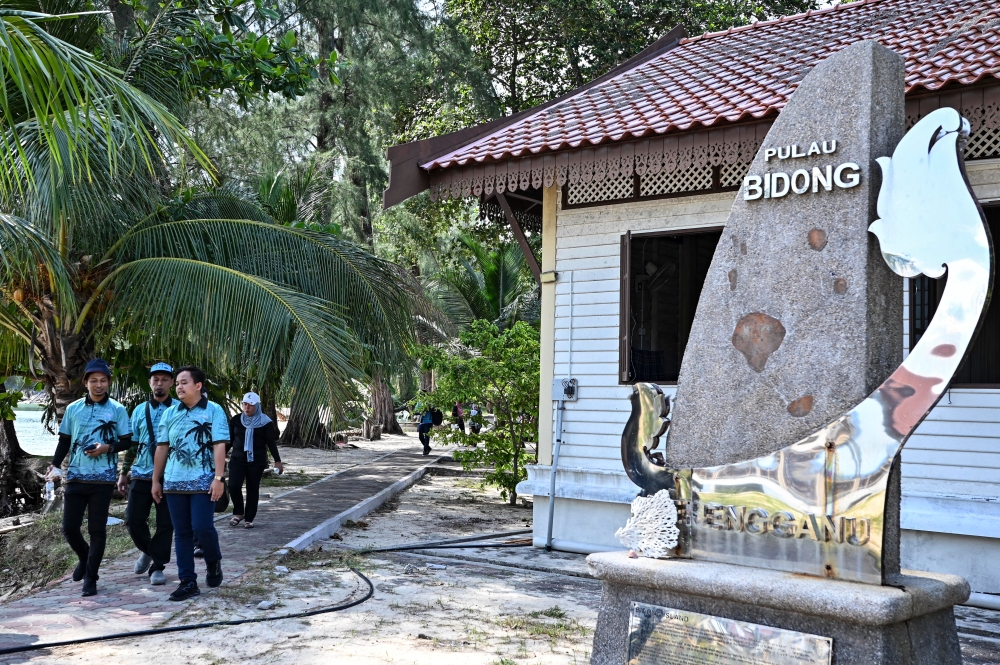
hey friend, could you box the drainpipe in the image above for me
[546,271,574,551]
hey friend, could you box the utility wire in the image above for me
[0,568,374,657]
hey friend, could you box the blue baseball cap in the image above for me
[149,362,174,377]
[83,358,112,380]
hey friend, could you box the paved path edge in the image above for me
[283,452,450,551]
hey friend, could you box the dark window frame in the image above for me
[619,226,724,385]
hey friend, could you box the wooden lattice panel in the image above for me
[566,174,634,205]
[719,162,750,188]
[966,125,1000,160]
[639,165,713,197]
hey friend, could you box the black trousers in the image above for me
[229,457,267,522]
[125,479,173,572]
[417,422,432,450]
[62,483,114,582]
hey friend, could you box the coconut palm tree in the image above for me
[0,2,416,434]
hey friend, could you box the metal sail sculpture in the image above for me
[619,108,993,584]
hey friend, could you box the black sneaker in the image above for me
[72,561,85,582]
[206,560,223,588]
[81,577,97,597]
[193,546,204,559]
[169,580,200,601]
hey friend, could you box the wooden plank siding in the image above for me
[550,160,1000,525]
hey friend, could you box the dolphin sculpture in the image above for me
[618,108,993,584]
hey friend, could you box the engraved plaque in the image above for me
[627,602,832,664]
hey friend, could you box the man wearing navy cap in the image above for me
[118,362,175,586]
[46,358,132,597]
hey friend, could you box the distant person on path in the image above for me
[417,406,435,455]
[47,358,133,597]
[452,401,465,434]
[118,362,175,586]
[151,366,229,601]
[469,404,482,434]
[228,392,283,529]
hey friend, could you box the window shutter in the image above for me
[620,231,632,382]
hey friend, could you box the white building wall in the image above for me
[522,159,1000,589]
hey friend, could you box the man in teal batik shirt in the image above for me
[118,362,175,586]
[152,365,229,601]
[47,358,132,597]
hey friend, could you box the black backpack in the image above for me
[431,408,444,426]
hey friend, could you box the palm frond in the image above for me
[0,327,32,375]
[107,218,416,363]
[0,212,74,314]
[103,4,199,114]
[430,233,537,330]
[83,257,363,424]
[0,121,163,254]
[0,8,212,197]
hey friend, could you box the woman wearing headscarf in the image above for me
[228,392,282,528]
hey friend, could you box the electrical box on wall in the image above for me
[553,378,578,401]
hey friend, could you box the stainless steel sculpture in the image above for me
[620,108,993,584]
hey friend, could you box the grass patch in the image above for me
[529,606,567,619]
[494,610,590,641]
[215,575,271,605]
[0,497,142,602]
[281,546,369,573]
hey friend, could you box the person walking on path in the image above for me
[228,392,283,529]
[469,404,482,434]
[151,366,229,602]
[118,362,175,586]
[417,406,434,455]
[452,401,465,434]
[46,359,133,597]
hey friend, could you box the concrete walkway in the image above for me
[0,446,448,652]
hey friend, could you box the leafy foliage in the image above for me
[414,320,539,503]
[446,0,818,113]
[428,233,538,330]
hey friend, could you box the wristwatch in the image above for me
[215,475,224,482]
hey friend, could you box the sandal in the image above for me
[244,521,255,529]
[230,516,243,527]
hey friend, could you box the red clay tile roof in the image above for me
[423,0,1000,170]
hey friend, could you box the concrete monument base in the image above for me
[588,551,969,665]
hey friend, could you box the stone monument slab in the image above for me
[588,552,968,665]
[667,40,905,468]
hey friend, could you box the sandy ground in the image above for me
[7,470,602,665]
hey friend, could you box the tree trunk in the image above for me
[0,419,42,517]
[280,402,335,448]
[36,322,90,427]
[370,373,402,435]
[315,17,337,154]
[262,391,278,423]
[419,367,434,393]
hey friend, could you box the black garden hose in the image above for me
[0,568,374,658]
[362,528,533,553]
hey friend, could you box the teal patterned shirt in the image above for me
[127,397,173,480]
[58,396,132,484]
[157,396,230,493]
